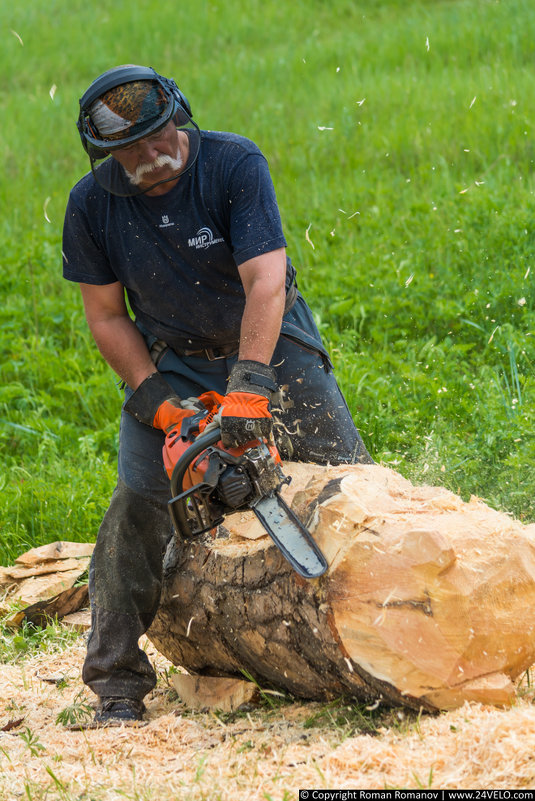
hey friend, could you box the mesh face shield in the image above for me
[84,114,201,197]
[77,67,200,197]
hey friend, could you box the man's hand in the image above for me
[152,395,198,433]
[219,360,277,448]
[124,372,198,432]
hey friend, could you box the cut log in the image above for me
[147,462,535,711]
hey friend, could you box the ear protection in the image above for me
[77,65,193,157]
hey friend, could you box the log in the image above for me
[147,462,535,711]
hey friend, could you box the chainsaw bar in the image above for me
[252,493,328,579]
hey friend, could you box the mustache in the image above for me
[125,151,183,186]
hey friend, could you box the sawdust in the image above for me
[1,635,534,799]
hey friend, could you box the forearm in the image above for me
[238,287,285,364]
[238,249,287,364]
[89,315,156,390]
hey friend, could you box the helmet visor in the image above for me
[87,113,200,197]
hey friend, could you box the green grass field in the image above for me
[1,0,535,564]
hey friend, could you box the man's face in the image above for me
[110,121,183,189]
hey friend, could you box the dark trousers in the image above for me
[82,294,373,700]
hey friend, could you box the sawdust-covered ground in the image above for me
[1,636,535,799]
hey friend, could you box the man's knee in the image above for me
[93,478,172,615]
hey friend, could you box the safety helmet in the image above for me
[76,65,200,196]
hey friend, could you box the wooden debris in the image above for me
[60,608,92,632]
[171,674,259,712]
[13,541,94,566]
[7,585,89,628]
[0,540,93,626]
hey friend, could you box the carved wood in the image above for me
[148,463,535,710]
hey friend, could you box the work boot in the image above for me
[94,697,146,726]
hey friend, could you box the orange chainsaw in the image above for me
[162,391,327,579]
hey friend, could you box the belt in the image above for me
[179,342,239,360]
[150,338,239,364]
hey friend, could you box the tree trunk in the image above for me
[147,462,535,711]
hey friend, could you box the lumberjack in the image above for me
[64,63,373,726]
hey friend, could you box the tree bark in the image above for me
[147,462,535,711]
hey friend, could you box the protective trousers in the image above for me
[82,294,373,700]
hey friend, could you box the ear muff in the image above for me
[155,73,192,125]
[76,65,193,156]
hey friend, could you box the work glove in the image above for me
[219,360,277,448]
[124,372,199,433]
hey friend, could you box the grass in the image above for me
[301,696,423,739]
[1,0,535,563]
[0,614,80,663]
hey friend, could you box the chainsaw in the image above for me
[162,392,328,579]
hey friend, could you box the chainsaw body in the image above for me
[163,409,328,579]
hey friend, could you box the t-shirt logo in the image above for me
[159,214,174,229]
[188,226,224,250]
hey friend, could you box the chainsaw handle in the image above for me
[169,426,222,500]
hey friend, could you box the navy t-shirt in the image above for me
[62,131,296,350]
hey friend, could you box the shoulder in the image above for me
[68,168,109,212]
[200,130,266,161]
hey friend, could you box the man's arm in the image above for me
[218,248,286,448]
[79,281,156,390]
[237,248,287,364]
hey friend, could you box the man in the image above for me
[63,64,373,725]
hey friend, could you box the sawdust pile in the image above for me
[1,636,534,799]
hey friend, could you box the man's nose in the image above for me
[136,140,160,161]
